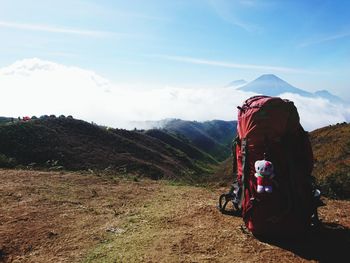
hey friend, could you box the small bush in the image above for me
[320,172,350,199]
[0,154,17,168]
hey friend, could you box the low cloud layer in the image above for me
[1,58,349,131]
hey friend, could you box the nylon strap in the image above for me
[240,138,248,209]
[231,137,238,178]
[228,136,239,194]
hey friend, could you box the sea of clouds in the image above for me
[1,58,349,131]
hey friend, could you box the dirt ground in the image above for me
[0,169,349,263]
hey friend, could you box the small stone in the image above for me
[106,227,125,234]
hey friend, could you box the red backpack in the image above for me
[219,96,321,238]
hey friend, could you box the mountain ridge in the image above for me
[128,119,237,161]
[160,119,237,161]
[235,74,343,103]
[226,79,247,88]
[0,117,217,181]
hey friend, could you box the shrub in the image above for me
[320,172,350,199]
[0,154,17,168]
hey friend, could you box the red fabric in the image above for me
[256,176,273,188]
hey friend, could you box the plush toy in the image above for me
[254,160,275,193]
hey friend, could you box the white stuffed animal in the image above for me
[254,160,275,193]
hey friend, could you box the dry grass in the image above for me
[1,169,349,263]
[0,169,160,262]
[310,123,350,198]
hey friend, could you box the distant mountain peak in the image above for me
[233,74,344,103]
[314,90,344,104]
[226,79,247,88]
[238,74,312,97]
[257,74,280,79]
[315,90,331,95]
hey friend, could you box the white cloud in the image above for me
[0,21,113,37]
[299,30,350,48]
[0,58,348,131]
[207,0,260,32]
[155,55,320,74]
[278,93,350,131]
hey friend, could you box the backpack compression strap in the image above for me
[218,136,241,213]
[240,138,248,210]
[232,136,239,181]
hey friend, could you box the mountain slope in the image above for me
[144,129,218,165]
[162,119,237,161]
[310,122,350,199]
[226,79,247,88]
[0,118,216,181]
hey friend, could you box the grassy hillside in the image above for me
[310,122,350,199]
[0,118,216,181]
[162,119,237,161]
[144,129,218,165]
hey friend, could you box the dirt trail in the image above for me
[0,169,349,263]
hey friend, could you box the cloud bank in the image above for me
[1,58,348,131]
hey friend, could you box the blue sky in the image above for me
[1,0,349,95]
[1,0,350,129]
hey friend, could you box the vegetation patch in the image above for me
[310,122,350,199]
[320,172,350,200]
[0,154,16,168]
